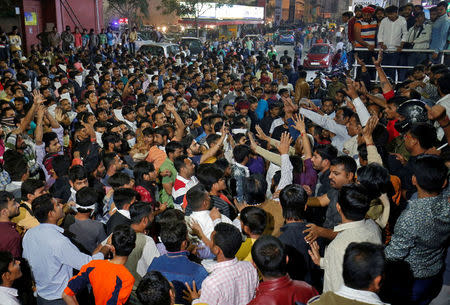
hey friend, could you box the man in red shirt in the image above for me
[248,235,318,305]
[348,5,363,44]
[347,5,363,69]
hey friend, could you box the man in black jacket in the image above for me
[106,188,137,235]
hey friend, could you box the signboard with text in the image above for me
[181,3,264,20]
[351,0,386,10]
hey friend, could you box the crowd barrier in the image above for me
[352,47,450,83]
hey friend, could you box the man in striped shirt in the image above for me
[354,6,378,79]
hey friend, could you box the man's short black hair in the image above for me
[3,151,27,182]
[137,271,172,305]
[314,144,338,162]
[298,71,307,79]
[338,183,370,221]
[130,201,153,225]
[356,163,392,200]
[343,242,385,290]
[43,132,58,149]
[233,144,251,163]
[385,5,398,14]
[160,221,187,252]
[387,95,408,107]
[437,1,448,9]
[251,235,286,278]
[240,206,267,235]
[186,184,207,212]
[21,179,45,202]
[0,251,14,285]
[108,172,131,189]
[51,155,69,178]
[0,191,14,212]
[112,224,136,257]
[32,193,54,223]
[113,188,138,210]
[244,174,268,205]
[197,164,224,192]
[75,187,98,213]
[213,223,242,259]
[102,132,121,148]
[408,123,437,150]
[165,141,182,155]
[412,155,448,194]
[331,155,357,174]
[173,155,189,173]
[68,165,87,183]
[279,184,308,220]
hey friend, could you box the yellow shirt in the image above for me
[235,238,256,262]
[11,201,40,235]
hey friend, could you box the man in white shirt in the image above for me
[299,107,352,153]
[0,251,21,305]
[377,5,408,80]
[172,155,198,208]
[308,242,387,305]
[308,183,382,292]
[186,184,233,240]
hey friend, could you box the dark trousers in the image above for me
[356,51,376,80]
[382,52,400,81]
[410,274,443,305]
[130,42,136,54]
[408,52,429,67]
[37,296,66,305]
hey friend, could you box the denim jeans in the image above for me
[37,296,66,305]
[410,274,443,305]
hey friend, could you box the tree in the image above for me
[158,0,234,37]
[107,0,150,26]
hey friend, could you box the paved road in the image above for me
[274,43,318,82]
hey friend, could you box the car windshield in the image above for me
[183,39,202,49]
[309,45,329,54]
[167,45,180,55]
[280,31,293,36]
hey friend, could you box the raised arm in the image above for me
[292,114,312,158]
[167,104,186,141]
[14,90,41,135]
[34,105,46,146]
[372,50,393,94]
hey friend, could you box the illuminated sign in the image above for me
[181,3,264,20]
[119,18,129,24]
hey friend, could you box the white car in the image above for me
[138,42,181,58]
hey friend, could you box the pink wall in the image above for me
[56,0,103,33]
[22,0,104,54]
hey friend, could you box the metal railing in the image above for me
[352,48,450,83]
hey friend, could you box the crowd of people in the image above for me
[338,2,450,81]
[0,2,449,305]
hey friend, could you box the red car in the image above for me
[303,43,334,70]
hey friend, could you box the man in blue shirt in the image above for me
[147,221,208,305]
[430,2,449,63]
[22,193,111,305]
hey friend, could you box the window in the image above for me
[309,45,329,54]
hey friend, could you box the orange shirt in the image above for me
[64,260,134,305]
[145,146,167,172]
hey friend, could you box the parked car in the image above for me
[303,43,334,70]
[278,30,295,45]
[180,37,203,59]
[138,42,181,57]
